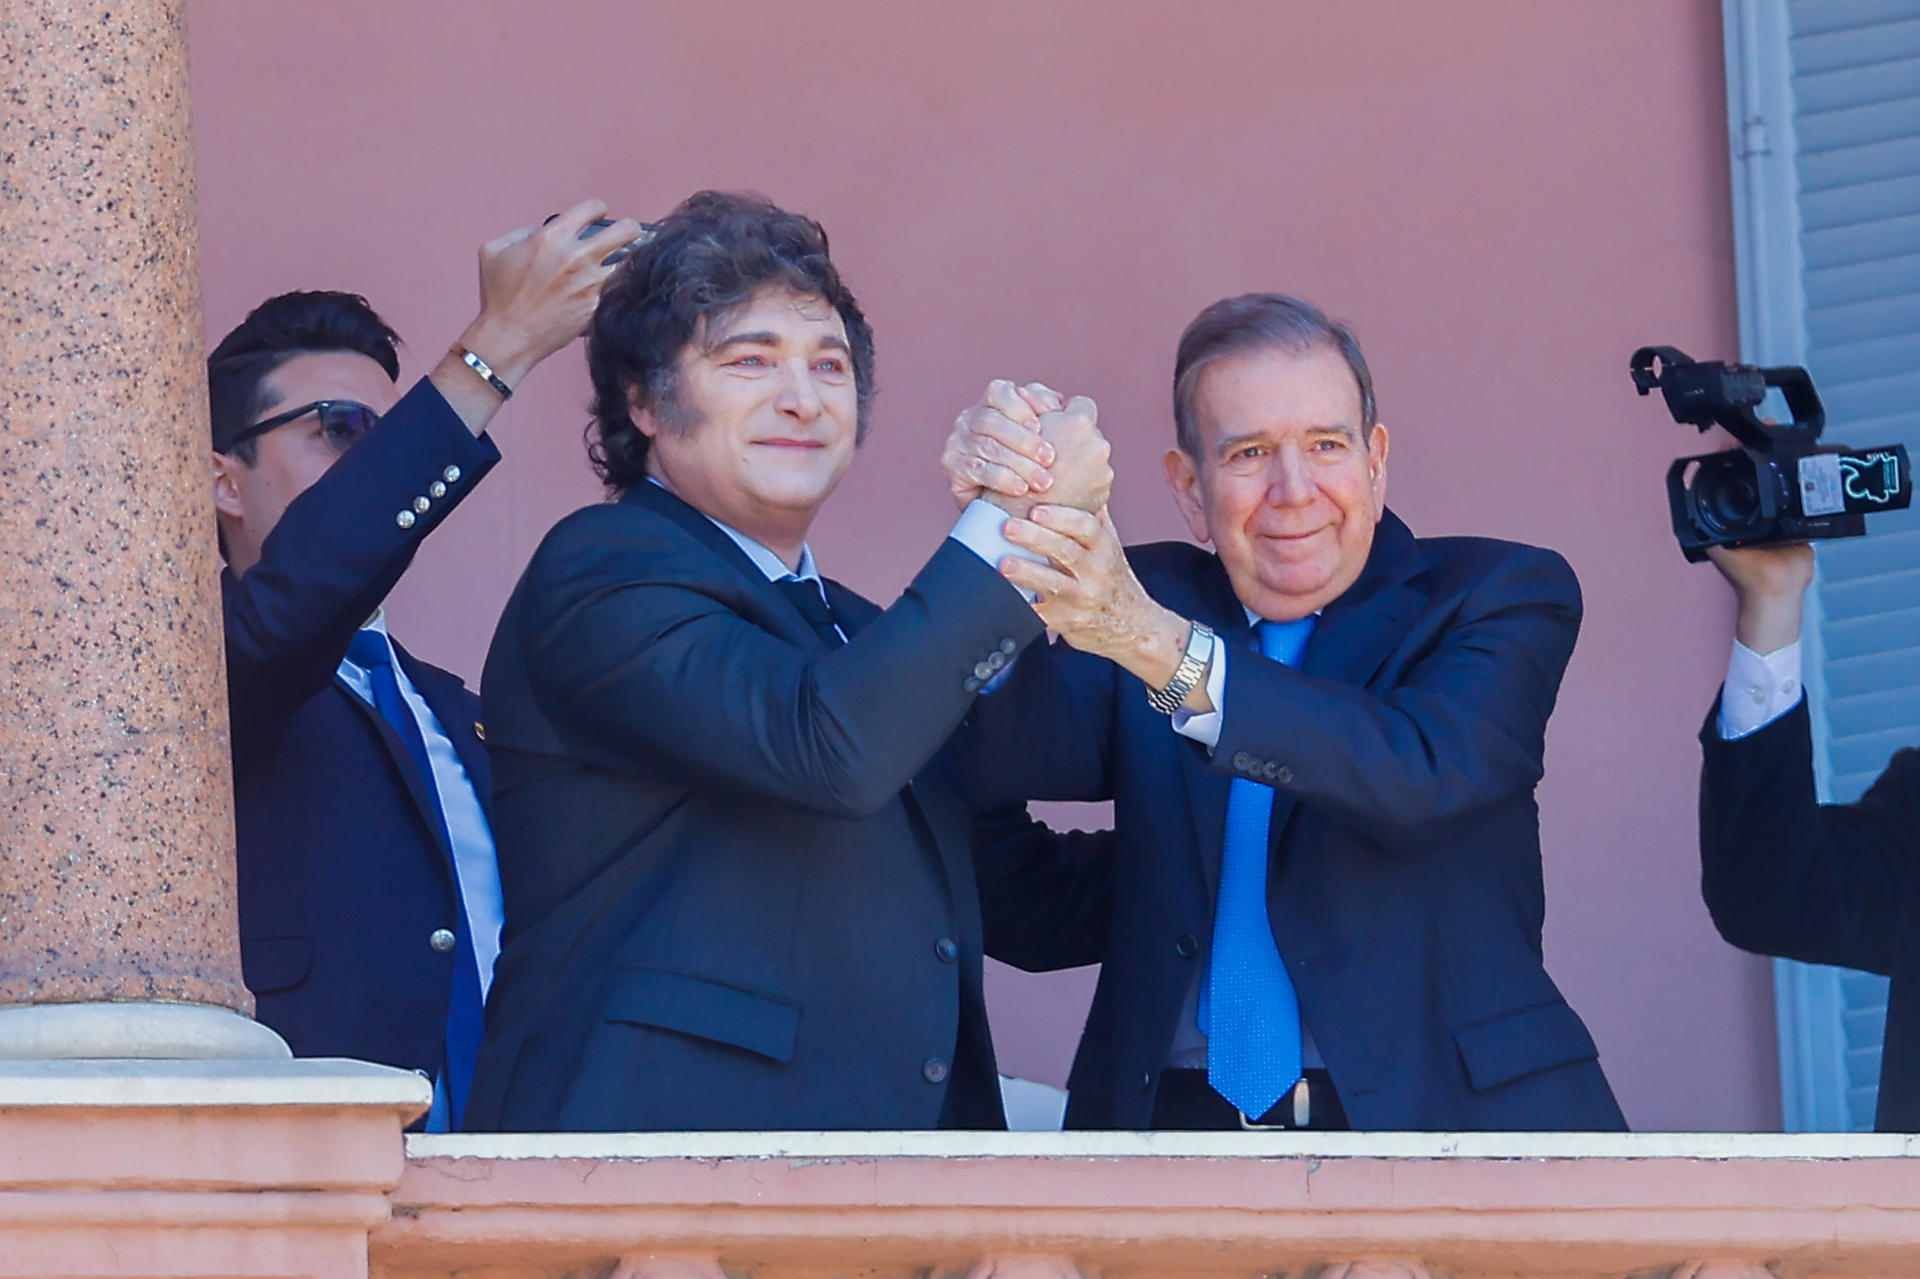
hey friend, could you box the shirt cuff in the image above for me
[1172,643,1229,750]
[1717,638,1806,740]
[950,498,1047,570]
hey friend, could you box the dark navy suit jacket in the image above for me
[225,379,499,1075]
[464,480,1045,1132]
[1701,697,1920,1131]
[966,511,1626,1131]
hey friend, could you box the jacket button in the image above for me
[1140,1070,1154,1090]
[999,637,1018,655]
[963,676,982,693]
[973,661,994,680]
[443,465,462,484]
[429,928,456,954]
[429,480,447,499]
[1232,752,1251,770]
[473,721,486,742]
[1262,761,1279,780]
[987,651,1007,671]
[396,510,417,530]
[1174,934,1199,958]
[1275,765,1293,784]
[413,496,431,514]
[923,1058,950,1084]
[934,937,959,963]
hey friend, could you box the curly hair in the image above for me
[586,190,877,494]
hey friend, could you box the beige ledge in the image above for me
[375,1131,1920,1279]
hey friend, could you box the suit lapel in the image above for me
[1177,513,1428,884]
[1267,512,1427,853]
[622,480,825,652]
[332,670,456,877]
[394,641,493,829]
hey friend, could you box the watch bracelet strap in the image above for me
[453,344,513,400]
[1147,619,1214,715]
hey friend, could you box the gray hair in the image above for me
[1171,292,1376,456]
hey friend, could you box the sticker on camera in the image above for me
[1798,454,1846,517]
[1841,451,1902,507]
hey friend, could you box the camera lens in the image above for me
[1692,454,1765,541]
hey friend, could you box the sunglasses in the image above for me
[223,400,381,456]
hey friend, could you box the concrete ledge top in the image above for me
[0,1057,431,1108]
[407,1128,1920,1162]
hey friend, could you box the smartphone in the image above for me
[543,214,659,266]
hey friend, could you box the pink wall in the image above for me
[185,0,1772,1130]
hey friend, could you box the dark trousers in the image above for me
[1149,1067,1350,1131]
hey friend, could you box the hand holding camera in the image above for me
[1707,540,1815,654]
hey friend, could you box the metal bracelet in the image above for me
[1146,619,1215,715]
[454,344,513,400]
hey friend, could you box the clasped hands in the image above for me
[942,382,1211,707]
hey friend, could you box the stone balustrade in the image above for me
[365,1130,1920,1279]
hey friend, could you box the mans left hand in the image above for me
[1000,506,1201,705]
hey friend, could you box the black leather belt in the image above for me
[1151,1067,1350,1131]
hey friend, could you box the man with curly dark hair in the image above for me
[466,191,1111,1131]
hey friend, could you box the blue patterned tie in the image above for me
[1204,615,1316,1118]
[345,629,485,1128]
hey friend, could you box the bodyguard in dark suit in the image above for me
[465,192,1108,1132]
[946,293,1625,1131]
[210,203,642,1127]
[1697,535,1920,1130]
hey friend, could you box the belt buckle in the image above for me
[1238,1077,1309,1130]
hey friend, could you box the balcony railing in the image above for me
[372,1130,1920,1279]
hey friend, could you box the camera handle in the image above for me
[1630,345,1825,448]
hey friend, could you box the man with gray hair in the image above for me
[945,292,1625,1131]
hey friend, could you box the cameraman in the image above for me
[212,201,640,1130]
[1700,540,1920,1130]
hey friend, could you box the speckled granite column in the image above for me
[0,0,269,1048]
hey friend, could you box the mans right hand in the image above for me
[457,198,645,389]
[1705,541,1814,654]
[942,380,1112,518]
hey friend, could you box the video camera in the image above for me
[1632,345,1911,562]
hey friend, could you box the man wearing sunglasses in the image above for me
[209,200,642,1130]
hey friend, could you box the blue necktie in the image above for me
[345,629,484,1128]
[1204,615,1315,1118]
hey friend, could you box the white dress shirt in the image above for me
[1717,639,1805,739]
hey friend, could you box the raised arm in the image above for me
[222,201,641,756]
[521,510,1044,818]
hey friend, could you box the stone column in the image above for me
[0,0,281,1057]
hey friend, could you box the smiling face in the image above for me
[212,351,401,578]
[1163,343,1389,621]
[638,287,860,567]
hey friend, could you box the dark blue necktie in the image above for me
[345,628,484,1128]
[776,576,845,646]
[1204,615,1315,1118]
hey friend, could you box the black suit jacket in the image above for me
[463,480,1045,1132]
[226,379,499,1075]
[1700,696,1920,1130]
[967,511,1625,1131]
